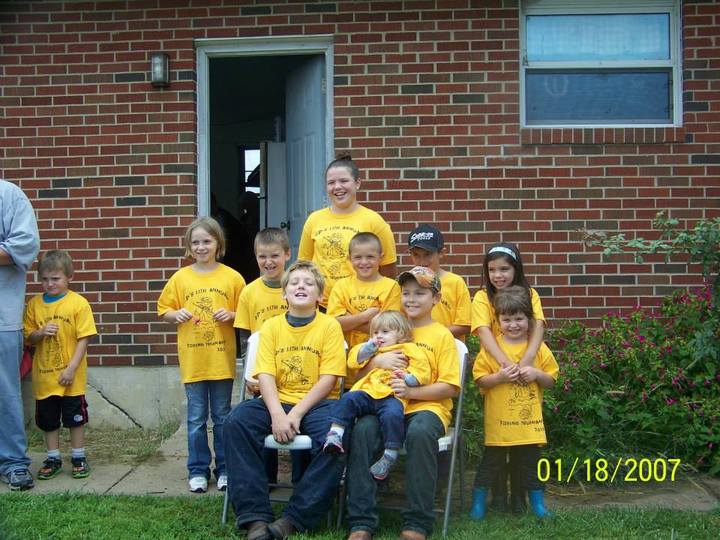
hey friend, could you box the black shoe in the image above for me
[268,516,297,539]
[38,458,63,480]
[510,491,527,514]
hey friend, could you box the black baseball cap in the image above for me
[408,224,444,252]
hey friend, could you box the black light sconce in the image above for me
[150,53,169,88]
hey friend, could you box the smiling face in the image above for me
[349,241,382,281]
[283,268,321,312]
[40,270,71,297]
[326,165,360,211]
[487,256,516,291]
[401,279,439,323]
[498,311,530,343]
[189,226,219,265]
[256,242,291,281]
[409,246,442,272]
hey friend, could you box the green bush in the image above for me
[545,283,719,474]
[462,284,720,476]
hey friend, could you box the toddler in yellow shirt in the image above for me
[322,310,431,481]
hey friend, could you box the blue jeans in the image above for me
[329,391,405,449]
[224,397,345,532]
[0,331,30,475]
[185,379,233,479]
[346,411,444,537]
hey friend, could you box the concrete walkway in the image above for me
[23,423,221,496]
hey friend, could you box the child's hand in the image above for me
[518,366,538,384]
[497,364,519,384]
[40,323,59,337]
[270,410,298,443]
[390,376,411,399]
[174,309,194,324]
[212,308,233,322]
[392,369,407,379]
[246,381,260,396]
[58,366,76,386]
[373,350,408,371]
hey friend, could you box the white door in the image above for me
[285,55,326,257]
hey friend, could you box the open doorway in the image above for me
[206,52,329,282]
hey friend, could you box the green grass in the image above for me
[25,422,178,465]
[0,493,718,540]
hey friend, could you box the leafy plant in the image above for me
[545,284,720,475]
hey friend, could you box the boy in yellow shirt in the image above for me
[407,224,471,339]
[223,260,347,540]
[346,266,461,540]
[327,232,401,348]
[23,250,97,480]
[322,311,430,481]
[234,227,291,354]
[470,286,558,520]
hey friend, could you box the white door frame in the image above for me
[195,35,335,216]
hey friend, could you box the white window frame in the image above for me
[520,0,682,128]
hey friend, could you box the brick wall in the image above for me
[0,0,717,368]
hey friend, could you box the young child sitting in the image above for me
[223,260,347,540]
[24,250,97,480]
[470,285,558,520]
[322,310,431,481]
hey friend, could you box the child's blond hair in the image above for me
[183,216,226,259]
[281,259,325,297]
[369,310,412,344]
[38,249,74,277]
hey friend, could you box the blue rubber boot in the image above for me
[528,489,554,518]
[469,488,488,520]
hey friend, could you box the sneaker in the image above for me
[322,430,344,454]
[217,474,228,491]
[1,468,35,491]
[38,458,63,480]
[189,476,208,493]
[71,457,90,479]
[370,453,397,481]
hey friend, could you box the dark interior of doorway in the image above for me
[209,54,313,282]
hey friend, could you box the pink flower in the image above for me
[637,335,646,343]
[665,397,677,405]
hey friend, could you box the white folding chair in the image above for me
[221,332,313,525]
[337,338,469,538]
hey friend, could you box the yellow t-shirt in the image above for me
[157,264,246,383]
[253,312,347,405]
[433,271,471,331]
[23,291,97,400]
[326,275,402,348]
[298,205,397,306]
[472,338,558,446]
[404,322,460,431]
[233,277,287,333]
[347,342,431,405]
[471,288,545,336]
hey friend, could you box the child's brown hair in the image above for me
[183,216,226,260]
[38,249,74,277]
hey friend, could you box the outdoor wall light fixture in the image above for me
[150,53,169,88]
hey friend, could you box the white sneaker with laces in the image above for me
[188,476,208,493]
[216,474,228,491]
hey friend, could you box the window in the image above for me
[520,0,681,127]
